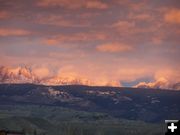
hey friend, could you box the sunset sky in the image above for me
[0,0,180,87]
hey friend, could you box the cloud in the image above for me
[129,1,147,11]
[34,14,91,27]
[154,69,180,82]
[112,19,160,35]
[33,67,50,78]
[78,12,101,18]
[116,68,153,82]
[0,28,31,36]
[164,9,180,24]
[135,69,180,90]
[112,19,155,35]
[86,1,108,9]
[115,0,147,11]
[45,39,59,45]
[0,11,9,19]
[48,65,121,86]
[128,13,153,21]
[0,0,179,89]
[152,36,163,45]
[135,77,170,89]
[0,65,120,86]
[37,0,108,9]
[135,77,180,90]
[112,20,135,29]
[36,15,74,27]
[43,32,107,45]
[96,43,133,53]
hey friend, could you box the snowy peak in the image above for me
[135,77,180,90]
[0,66,120,86]
[0,66,40,84]
[41,76,93,86]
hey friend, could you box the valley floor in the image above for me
[0,104,166,135]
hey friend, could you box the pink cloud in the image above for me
[164,9,180,24]
[34,14,91,27]
[135,78,170,89]
[128,13,153,21]
[37,0,109,9]
[112,20,135,29]
[135,69,180,90]
[96,43,133,53]
[0,28,31,36]
[0,11,9,19]
[33,67,50,78]
[43,32,107,45]
[86,1,108,9]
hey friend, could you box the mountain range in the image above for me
[0,66,116,86]
[0,66,94,86]
[0,83,179,123]
[0,66,179,90]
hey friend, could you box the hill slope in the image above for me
[0,84,180,122]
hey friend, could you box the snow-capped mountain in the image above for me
[41,76,93,86]
[0,66,119,86]
[135,77,180,90]
[0,66,179,90]
[0,66,40,84]
[0,66,92,85]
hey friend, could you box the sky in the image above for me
[0,0,180,87]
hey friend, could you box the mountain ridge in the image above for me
[0,83,180,122]
[1,66,180,90]
[0,66,119,87]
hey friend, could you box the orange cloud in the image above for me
[0,28,31,36]
[152,38,162,45]
[152,35,164,45]
[86,1,108,9]
[129,13,153,21]
[154,69,180,82]
[113,20,135,29]
[40,65,120,86]
[129,1,147,11]
[33,67,50,78]
[164,9,180,24]
[0,11,9,19]
[112,19,161,38]
[116,68,151,82]
[35,14,90,27]
[45,39,59,45]
[116,0,147,11]
[112,20,139,34]
[43,32,107,45]
[96,43,133,53]
[135,77,170,89]
[37,0,108,9]
[135,69,180,90]
[78,12,100,18]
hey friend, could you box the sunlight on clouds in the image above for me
[96,43,133,53]
[164,9,180,24]
[42,32,107,45]
[33,67,50,79]
[0,11,9,19]
[86,1,108,9]
[0,28,31,36]
[37,0,109,9]
[0,0,179,89]
[135,69,180,90]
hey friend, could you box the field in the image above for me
[0,104,165,135]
